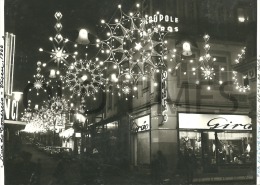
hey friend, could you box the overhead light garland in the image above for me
[232,47,250,92]
[97,4,170,95]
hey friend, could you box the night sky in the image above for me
[5,0,134,93]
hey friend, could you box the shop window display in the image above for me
[179,130,253,171]
[179,131,203,173]
[179,131,202,158]
[217,132,252,164]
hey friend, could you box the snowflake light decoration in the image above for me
[64,58,106,98]
[39,12,71,67]
[97,4,170,94]
[49,97,69,115]
[199,34,216,81]
[232,47,250,92]
[200,66,215,80]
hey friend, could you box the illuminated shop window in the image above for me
[237,8,249,23]
[179,131,202,158]
[217,132,252,164]
[179,130,253,167]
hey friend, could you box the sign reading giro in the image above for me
[178,113,252,130]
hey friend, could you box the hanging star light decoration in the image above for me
[232,47,250,92]
[39,12,71,67]
[199,34,216,81]
[31,61,46,95]
[64,58,106,98]
[97,4,170,94]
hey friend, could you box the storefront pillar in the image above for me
[248,91,256,181]
[150,104,178,173]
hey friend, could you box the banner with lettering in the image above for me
[0,0,5,184]
[178,113,252,130]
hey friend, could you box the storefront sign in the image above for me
[4,98,19,121]
[144,13,178,32]
[161,70,168,125]
[179,113,252,130]
[131,115,150,133]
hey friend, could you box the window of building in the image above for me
[179,130,253,167]
[217,132,252,164]
[237,7,249,23]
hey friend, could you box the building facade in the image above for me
[87,0,257,180]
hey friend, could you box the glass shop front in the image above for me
[178,113,252,173]
[130,115,151,167]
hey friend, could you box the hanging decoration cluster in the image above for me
[199,34,216,81]
[96,4,171,95]
[39,12,70,68]
[64,58,106,98]
[232,47,250,92]
[33,61,45,93]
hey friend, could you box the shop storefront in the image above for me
[178,113,252,174]
[90,121,119,161]
[130,115,151,167]
[59,128,74,149]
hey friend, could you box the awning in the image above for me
[4,120,27,125]
[59,128,74,138]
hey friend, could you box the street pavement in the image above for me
[18,144,60,185]
[4,143,256,185]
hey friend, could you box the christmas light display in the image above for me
[32,61,45,94]
[232,47,250,92]
[97,4,170,94]
[39,12,71,68]
[49,96,69,115]
[64,58,106,98]
[199,34,216,81]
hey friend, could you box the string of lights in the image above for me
[232,47,250,92]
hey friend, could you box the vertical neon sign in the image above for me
[161,70,168,125]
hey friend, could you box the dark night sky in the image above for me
[4,0,256,113]
[5,0,134,93]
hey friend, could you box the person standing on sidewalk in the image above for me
[151,150,167,185]
[184,148,197,184]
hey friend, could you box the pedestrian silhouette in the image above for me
[150,150,167,185]
[184,148,197,184]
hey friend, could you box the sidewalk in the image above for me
[113,170,255,185]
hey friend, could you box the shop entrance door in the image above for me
[133,131,150,166]
[201,131,218,173]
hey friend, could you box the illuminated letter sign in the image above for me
[4,98,19,121]
[145,14,179,32]
[179,113,252,130]
[131,115,150,133]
